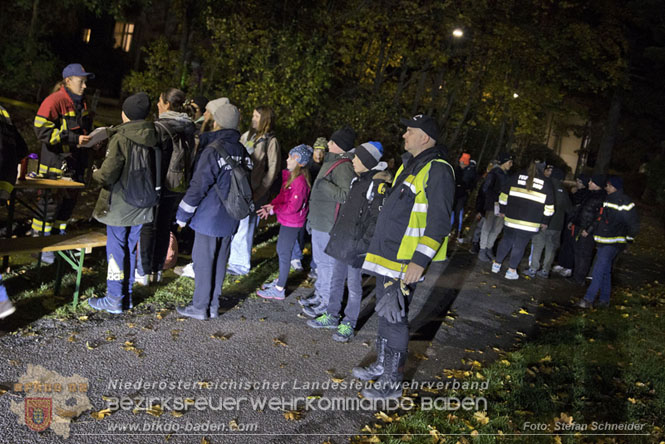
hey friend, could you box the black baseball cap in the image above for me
[400,114,438,141]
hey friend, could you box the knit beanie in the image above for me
[497,152,513,165]
[205,97,230,115]
[459,153,471,166]
[122,92,151,120]
[313,137,328,151]
[590,174,606,188]
[608,175,623,190]
[577,173,590,186]
[330,126,356,152]
[355,141,384,170]
[289,144,313,166]
[212,102,240,129]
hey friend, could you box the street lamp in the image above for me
[452,28,464,38]
[513,92,519,99]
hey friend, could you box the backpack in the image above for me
[154,120,191,192]
[323,158,352,222]
[122,141,162,208]
[210,140,254,220]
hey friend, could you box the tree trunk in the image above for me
[447,98,473,147]
[426,68,445,116]
[373,36,388,94]
[595,90,622,174]
[410,69,428,116]
[393,60,409,107]
[178,1,193,87]
[492,118,507,161]
[29,0,40,40]
[477,127,492,168]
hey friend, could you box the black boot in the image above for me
[361,346,406,400]
[471,241,480,254]
[352,337,388,381]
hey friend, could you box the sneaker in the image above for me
[536,270,550,279]
[88,296,123,314]
[290,259,303,271]
[150,271,162,283]
[257,285,285,300]
[302,301,327,318]
[0,299,16,319]
[135,270,149,286]
[491,261,501,274]
[478,248,492,262]
[560,268,572,277]
[176,304,208,320]
[298,293,320,307]
[226,267,248,276]
[306,312,339,329]
[470,242,480,254]
[505,269,519,280]
[174,262,195,279]
[308,269,318,280]
[576,299,592,309]
[261,278,278,290]
[552,265,564,273]
[32,251,55,265]
[457,238,465,244]
[523,268,537,278]
[333,321,354,342]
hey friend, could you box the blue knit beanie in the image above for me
[289,144,313,166]
[608,175,623,190]
[355,141,384,169]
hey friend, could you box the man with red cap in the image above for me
[451,153,477,242]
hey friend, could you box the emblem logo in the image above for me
[25,398,52,432]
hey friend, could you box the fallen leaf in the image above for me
[90,408,112,420]
[473,411,490,425]
[85,341,97,350]
[229,419,239,431]
[78,316,89,321]
[283,410,302,420]
[273,338,287,347]
[210,332,232,341]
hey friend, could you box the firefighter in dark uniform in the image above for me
[32,63,94,245]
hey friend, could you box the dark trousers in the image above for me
[138,192,182,275]
[276,225,301,287]
[573,233,596,283]
[192,232,231,312]
[376,275,415,353]
[557,227,576,269]
[584,244,621,304]
[495,227,534,269]
[106,225,141,301]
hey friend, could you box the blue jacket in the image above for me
[176,129,249,237]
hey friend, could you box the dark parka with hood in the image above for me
[92,121,157,226]
[325,168,392,268]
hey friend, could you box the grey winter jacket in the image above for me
[307,151,355,233]
[92,120,157,227]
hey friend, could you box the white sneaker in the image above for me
[505,269,519,280]
[491,262,501,273]
[560,268,572,277]
[290,259,303,270]
[0,299,16,319]
[134,270,149,286]
[174,262,195,279]
[552,265,564,273]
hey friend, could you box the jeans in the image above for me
[573,233,596,283]
[227,212,259,274]
[450,195,468,233]
[584,244,621,305]
[137,192,182,275]
[312,229,337,306]
[376,275,415,353]
[327,262,363,327]
[0,275,8,302]
[531,229,561,272]
[192,232,231,312]
[495,227,534,269]
[276,225,301,287]
[106,225,141,301]
[479,210,504,250]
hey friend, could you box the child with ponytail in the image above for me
[256,144,312,300]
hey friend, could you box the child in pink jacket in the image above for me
[257,144,312,300]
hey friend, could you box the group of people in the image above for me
[466,153,639,309]
[0,62,640,401]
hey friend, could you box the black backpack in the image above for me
[154,120,191,193]
[210,140,254,220]
[122,140,162,208]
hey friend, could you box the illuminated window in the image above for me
[82,28,91,43]
[113,22,134,52]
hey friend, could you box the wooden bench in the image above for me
[0,231,107,307]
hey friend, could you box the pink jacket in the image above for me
[271,170,310,227]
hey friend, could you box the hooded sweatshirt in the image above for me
[93,120,158,226]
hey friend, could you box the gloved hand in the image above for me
[375,279,407,323]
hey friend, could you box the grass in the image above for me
[355,283,665,443]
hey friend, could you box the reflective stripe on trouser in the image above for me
[31,218,53,234]
[54,220,67,232]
